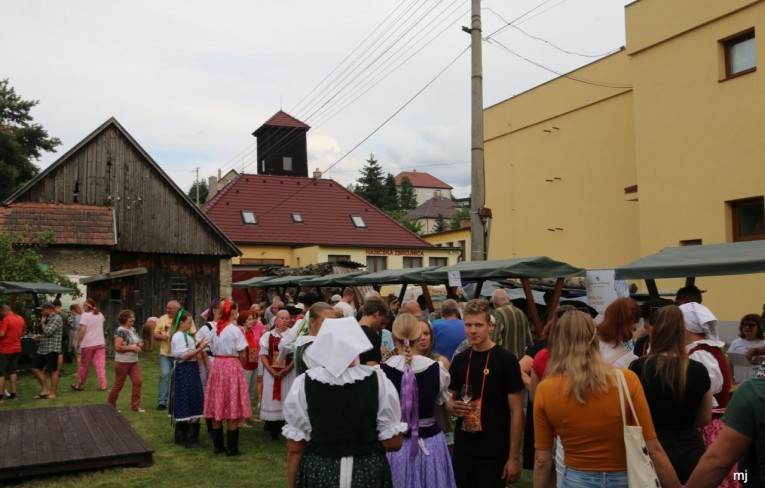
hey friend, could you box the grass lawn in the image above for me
[4,351,534,487]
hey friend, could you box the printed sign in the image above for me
[585,269,630,313]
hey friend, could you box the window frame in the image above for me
[366,256,387,272]
[283,156,293,171]
[723,30,756,80]
[351,215,367,228]
[730,196,765,242]
[241,210,258,225]
[402,256,423,268]
[291,212,304,223]
[429,257,448,267]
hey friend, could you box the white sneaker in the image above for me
[134,408,146,413]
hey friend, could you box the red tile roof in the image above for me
[202,174,432,248]
[253,111,310,136]
[0,202,115,246]
[394,171,452,190]
[405,197,462,219]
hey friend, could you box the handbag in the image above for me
[615,369,661,488]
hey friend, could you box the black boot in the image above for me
[226,428,241,456]
[206,418,214,439]
[185,422,205,449]
[212,427,225,454]
[174,422,188,445]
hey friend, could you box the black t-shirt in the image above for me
[629,357,711,432]
[358,325,382,364]
[449,345,524,458]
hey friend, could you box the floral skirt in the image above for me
[700,418,739,488]
[297,452,392,488]
[203,356,252,421]
[170,361,204,422]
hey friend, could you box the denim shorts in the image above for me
[562,467,628,488]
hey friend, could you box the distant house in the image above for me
[422,218,471,262]
[1,117,240,333]
[202,173,456,287]
[394,171,453,206]
[405,196,463,234]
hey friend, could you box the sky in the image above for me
[2,0,632,200]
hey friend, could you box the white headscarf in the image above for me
[680,302,719,341]
[304,317,372,378]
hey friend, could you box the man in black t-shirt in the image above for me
[448,299,525,488]
[357,298,390,366]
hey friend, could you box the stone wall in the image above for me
[42,246,110,278]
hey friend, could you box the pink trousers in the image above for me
[78,345,107,389]
[108,361,142,411]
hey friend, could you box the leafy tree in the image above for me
[382,173,399,212]
[386,210,423,235]
[0,228,79,326]
[354,153,387,208]
[450,207,470,230]
[188,179,209,205]
[0,79,61,202]
[434,214,447,233]
[398,176,417,211]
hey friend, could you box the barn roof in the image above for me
[0,202,115,246]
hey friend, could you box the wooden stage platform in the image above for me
[0,404,153,481]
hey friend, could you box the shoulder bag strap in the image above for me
[616,368,641,427]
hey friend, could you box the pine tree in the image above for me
[187,179,209,205]
[0,79,61,202]
[398,176,417,211]
[434,214,447,232]
[382,173,399,212]
[354,153,387,208]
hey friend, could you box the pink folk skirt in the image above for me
[203,356,252,422]
[700,418,739,488]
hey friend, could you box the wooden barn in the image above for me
[2,117,240,342]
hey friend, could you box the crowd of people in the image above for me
[1,285,765,488]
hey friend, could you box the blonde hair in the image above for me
[547,310,616,404]
[392,313,422,367]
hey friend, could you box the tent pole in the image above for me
[685,277,695,287]
[420,284,434,313]
[473,279,484,299]
[645,279,659,298]
[397,284,408,304]
[521,278,543,338]
[244,289,253,307]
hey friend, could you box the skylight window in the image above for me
[242,210,258,225]
[351,215,367,228]
[292,212,304,223]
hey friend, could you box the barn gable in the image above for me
[5,118,240,257]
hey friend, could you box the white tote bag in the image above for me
[616,369,661,488]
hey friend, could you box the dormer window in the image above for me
[351,215,367,228]
[242,210,258,225]
[291,212,304,223]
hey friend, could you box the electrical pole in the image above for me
[469,0,487,261]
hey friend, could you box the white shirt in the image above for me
[728,338,765,354]
[209,322,247,356]
[171,331,195,360]
[260,328,288,357]
[686,338,726,406]
[335,301,355,318]
[599,339,638,368]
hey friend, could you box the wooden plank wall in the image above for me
[16,124,234,257]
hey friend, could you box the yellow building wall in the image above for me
[484,51,639,268]
[628,0,765,319]
[483,0,765,321]
[422,229,470,262]
[232,245,294,266]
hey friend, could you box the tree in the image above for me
[354,153,387,208]
[398,176,417,211]
[434,214,447,233]
[0,79,61,202]
[450,207,470,230]
[382,173,399,212]
[386,210,423,235]
[188,179,209,205]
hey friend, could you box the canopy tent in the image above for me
[351,267,440,285]
[0,281,78,295]
[614,240,765,298]
[301,272,367,287]
[422,257,586,336]
[231,275,278,289]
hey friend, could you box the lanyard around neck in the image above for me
[465,347,492,400]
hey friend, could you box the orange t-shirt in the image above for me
[533,368,656,472]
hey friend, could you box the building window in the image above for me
[367,256,387,272]
[680,239,703,246]
[328,254,351,263]
[239,258,285,266]
[403,257,423,268]
[429,257,448,267]
[291,212,303,223]
[723,30,756,79]
[730,197,765,242]
[458,240,466,258]
[283,157,293,171]
[241,210,257,225]
[351,215,367,228]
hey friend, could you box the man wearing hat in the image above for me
[31,302,64,399]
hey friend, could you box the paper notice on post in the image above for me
[448,270,462,287]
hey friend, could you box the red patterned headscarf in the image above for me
[217,299,233,336]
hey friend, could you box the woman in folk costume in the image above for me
[204,299,251,456]
[278,302,338,376]
[283,317,407,488]
[681,301,738,487]
[169,310,208,448]
[381,313,456,488]
[259,309,296,440]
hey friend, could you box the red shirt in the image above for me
[0,313,26,354]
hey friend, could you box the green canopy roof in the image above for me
[422,257,585,281]
[352,267,441,285]
[614,240,765,280]
[255,275,320,287]
[231,276,278,289]
[301,272,367,287]
[0,281,78,295]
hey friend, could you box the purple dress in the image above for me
[381,357,456,488]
